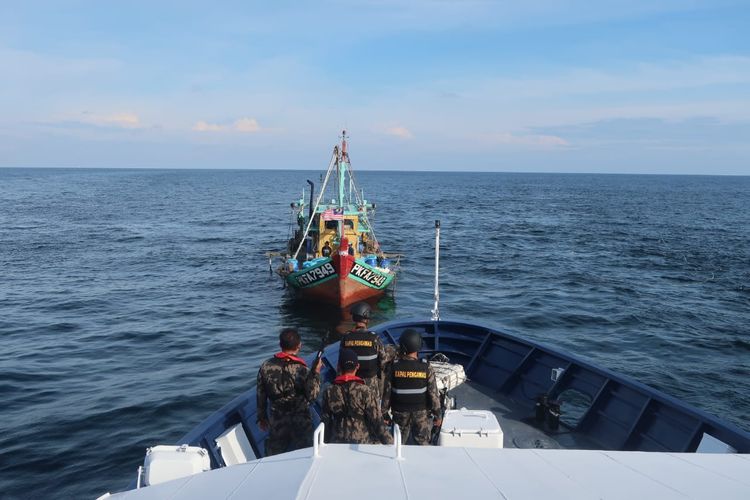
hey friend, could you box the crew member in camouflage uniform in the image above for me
[383,329,442,445]
[340,302,387,400]
[257,328,321,456]
[322,348,393,445]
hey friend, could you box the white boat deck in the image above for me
[107,444,750,499]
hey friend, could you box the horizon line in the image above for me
[1,165,748,177]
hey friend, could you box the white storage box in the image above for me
[431,362,467,392]
[216,423,256,465]
[143,444,211,486]
[438,408,504,449]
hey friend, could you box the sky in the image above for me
[1,1,749,174]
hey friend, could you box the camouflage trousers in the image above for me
[328,417,376,445]
[265,411,313,456]
[392,409,432,445]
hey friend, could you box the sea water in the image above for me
[1,168,749,498]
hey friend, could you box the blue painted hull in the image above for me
[126,319,750,490]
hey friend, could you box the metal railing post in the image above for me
[431,220,441,321]
[394,424,403,460]
[313,422,325,458]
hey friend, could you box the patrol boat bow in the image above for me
[103,318,750,499]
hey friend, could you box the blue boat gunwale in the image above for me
[125,318,750,490]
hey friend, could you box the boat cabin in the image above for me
[311,209,373,259]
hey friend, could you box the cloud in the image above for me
[477,56,750,100]
[536,116,750,149]
[192,117,262,133]
[192,120,224,132]
[83,112,141,128]
[0,47,122,82]
[234,117,260,133]
[37,111,145,130]
[384,126,413,139]
[487,132,569,147]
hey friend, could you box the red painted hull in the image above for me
[291,252,391,308]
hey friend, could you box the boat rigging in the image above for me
[268,131,400,308]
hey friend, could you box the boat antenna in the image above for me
[431,219,440,321]
[337,130,348,239]
[338,130,348,205]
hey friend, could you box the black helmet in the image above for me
[351,302,371,322]
[399,329,422,354]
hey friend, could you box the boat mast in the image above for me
[337,130,348,243]
[339,130,348,207]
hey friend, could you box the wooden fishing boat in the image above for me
[272,131,399,308]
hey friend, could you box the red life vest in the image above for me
[274,352,307,366]
[334,374,365,385]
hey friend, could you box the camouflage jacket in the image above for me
[257,352,320,421]
[322,375,393,445]
[382,356,441,416]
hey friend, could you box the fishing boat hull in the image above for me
[285,252,395,308]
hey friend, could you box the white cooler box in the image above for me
[431,361,467,392]
[438,408,504,449]
[143,444,211,486]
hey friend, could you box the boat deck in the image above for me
[451,380,600,450]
